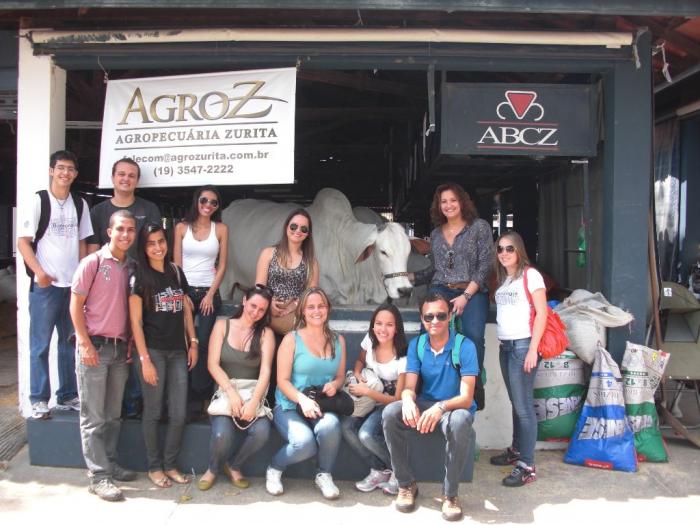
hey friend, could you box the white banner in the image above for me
[99,68,296,188]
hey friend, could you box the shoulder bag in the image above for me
[522,266,569,359]
[208,378,272,430]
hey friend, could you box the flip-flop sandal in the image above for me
[165,470,191,484]
[148,471,172,488]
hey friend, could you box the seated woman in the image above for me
[173,185,228,409]
[266,287,346,500]
[342,303,407,495]
[129,223,198,488]
[255,208,319,335]
[197,285,275,491]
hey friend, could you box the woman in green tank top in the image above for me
[197,285,275,491]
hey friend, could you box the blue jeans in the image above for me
[429,284,488,371]
[136,348,188,471]
[382,399,474,498]
[208,415,271,473]
[29,284,76,404]
[77,340,129,481]
[188,288,220,400]
[341,407,391,471]
[499,338,539,466]
[271,405,341,474]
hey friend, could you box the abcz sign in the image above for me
[440,83,599,157]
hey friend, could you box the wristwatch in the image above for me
[463,291,473,300]
[437,401,447,412]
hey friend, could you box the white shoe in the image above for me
[265,466,284,496]
[315,472,340,500]
[57,396,80,411]
[355,468,391,492]
[379,471,399,495]
[31,401,50,419]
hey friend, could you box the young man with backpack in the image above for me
[382,292,478,522]
[17,150,93,419]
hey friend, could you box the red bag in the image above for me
[522,266,569,359]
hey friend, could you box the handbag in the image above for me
[296,385,355,419]
[343,369,384,418]
[522,266,569,359]
[207,378,272,429]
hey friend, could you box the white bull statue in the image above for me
[220,188,413,305]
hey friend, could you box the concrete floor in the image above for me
[2,434,699,525]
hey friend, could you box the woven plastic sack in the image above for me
[564,345,637,472]
[621,342,670,462]
[534,350,587,441]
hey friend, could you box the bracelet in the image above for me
[190,337,199,344]
[139,355,150,362]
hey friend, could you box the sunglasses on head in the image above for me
[253,283,273,298]
[199,196,219,208]
[289,223,309,234]
[497,245,516,254]
[422,312,449,323]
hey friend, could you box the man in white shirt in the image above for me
[17,150,93,419]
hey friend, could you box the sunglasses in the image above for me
[422,312,449,323]
[289,223,309,234]
[199,196,219,208]
[446,250,455,270]
[253,283,273,298]
[497,245,516,254]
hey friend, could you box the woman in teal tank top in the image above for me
[267,287,346,500]
[197,285,275,491]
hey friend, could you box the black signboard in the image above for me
[440,83,599,157]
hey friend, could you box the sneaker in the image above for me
[502,462,536,487]
[379,471,399,495]
[88,479,124,502]
[56,396,80,411]
[355,468,391,492]
[395,482,418,513]
[265,466,284,496]
[31,401,50,420]
[112,465,137,482]
[490,447,520,466]
[441,496,463,522]
[315,472,340,500]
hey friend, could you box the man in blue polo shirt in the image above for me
[382,292,478,522]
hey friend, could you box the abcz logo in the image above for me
[477,90,559,151]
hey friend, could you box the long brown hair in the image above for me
[274,208,316,285]
[495,231,531,285]
[294,287,338,358]
[230,285,273,360]
[429,183,478,227]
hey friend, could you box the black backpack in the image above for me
[24,189,85,286]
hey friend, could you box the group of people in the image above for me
[18,151,549,521]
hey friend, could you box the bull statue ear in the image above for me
[345,222,378,265]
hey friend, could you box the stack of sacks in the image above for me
[555,290,634,364]
[621,342,670,462]
[534,350,587,441]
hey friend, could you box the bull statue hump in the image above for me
[220,187,413,305]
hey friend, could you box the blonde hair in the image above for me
[495,231,531,285]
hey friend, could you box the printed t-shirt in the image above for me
[494,267,546,340]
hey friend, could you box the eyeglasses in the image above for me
[199,196,219,208]
[446,250,455,270]
[53,165,77,174]
[422,312,449,323]
[289,223,309,234]
[497,245,516,254]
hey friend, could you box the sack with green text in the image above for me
[564,346,637,472]
[621,342,670,462]
[534,350,587,441]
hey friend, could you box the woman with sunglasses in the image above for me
[197,284,275,491]
[173,185,229,413]
[491,231,547,487]
[412,183,494,389]
[129,223,198,488]
[255,208,319,335]
[341,303,407,495]
[266,287,346,500]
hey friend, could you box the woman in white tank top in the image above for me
[174,185,229,414]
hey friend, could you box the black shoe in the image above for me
[490,447,520,466]
[113,465,137,482]
[502,463,536,487]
